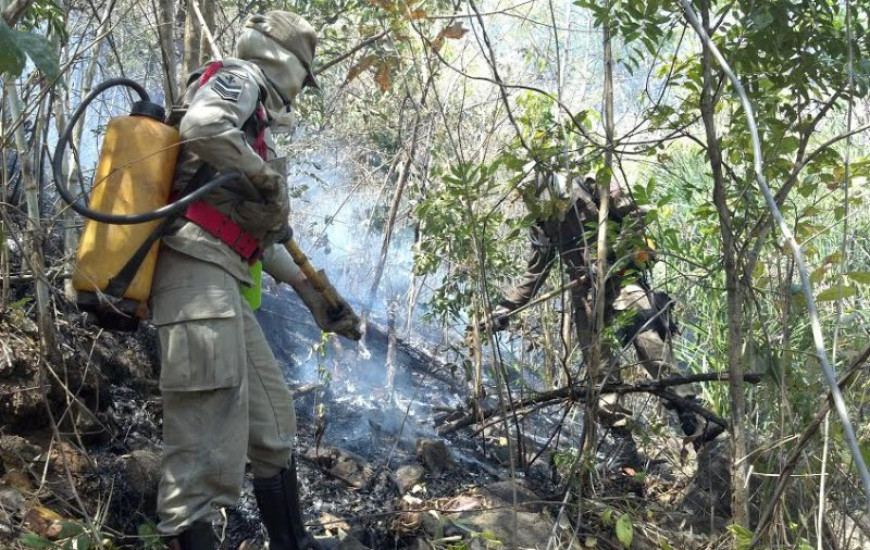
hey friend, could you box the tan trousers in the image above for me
[573,281,697,428]
[150,249,296,535]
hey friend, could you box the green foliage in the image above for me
[574,0,672,74]
[413,159,516,323]
[19,520,118,550]
[0,19,60,81]
[615,513,634,549]
[137,522,163,549]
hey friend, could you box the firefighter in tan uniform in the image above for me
[487,166,702,469]
[150,11,357,550]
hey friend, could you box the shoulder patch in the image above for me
[211,70,249,102]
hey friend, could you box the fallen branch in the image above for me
[436,372,762,436]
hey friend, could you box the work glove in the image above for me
[474,306,512,334]
[294,270,362,341]
[250,166,286,196]
[233,167,291,246]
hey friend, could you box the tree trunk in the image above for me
[155,0,178,105]
[197,0,216,64]
[5,81,58,361]
[1,0,36,26]
[181,0,201,81]
[365,130,418,313]
[582,15,615,478]
[385,299,398,401]
[698,0,749,531]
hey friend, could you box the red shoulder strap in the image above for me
[197,60,268,161]
[252,105,268,160]
[198,60,224,87]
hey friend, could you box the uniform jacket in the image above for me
[499,174,646,312]
[163,58,290,283]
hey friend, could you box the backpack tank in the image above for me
[72,101,179,330]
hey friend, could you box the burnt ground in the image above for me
[0,279,747,550]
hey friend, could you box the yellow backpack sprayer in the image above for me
[52,79,234,330]
[53,77,348,332]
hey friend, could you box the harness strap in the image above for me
[199,60,225,87]
[178,60,268,264]
[251,104,268,159]
[183,199,263,264]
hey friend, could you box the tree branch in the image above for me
[1,0,34,26]
[315,30,391,76]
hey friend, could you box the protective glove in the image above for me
[475,306,512,333]
[249,166,285,194]
[235,167,290,246]
[294,270,362,341]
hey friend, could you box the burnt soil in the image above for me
[0,280,724,550]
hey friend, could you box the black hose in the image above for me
[52,78,231,224]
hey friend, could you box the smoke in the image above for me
[283,144,435,334]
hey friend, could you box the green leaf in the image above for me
[13,29,60,81]
[780,136,799,154]
[19,533,53,549]
[600,508,613,525]
[846,271,870,285]
[615,513,633,548]
[728,523,753,547]
[816,285,857,302]
[0,20,27,77]
[58,521,84,538]
[0,20,60,81]
[10,296,33,309]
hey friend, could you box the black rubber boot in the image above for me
[165,522,215,550]
[677,407,701,439]
[666,397,705,448]
[253,456,323,550]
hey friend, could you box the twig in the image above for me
[315,29,391,76]
[750,342,870,547]
[1,0,34,26]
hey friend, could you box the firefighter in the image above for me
[486,165,702,470]
[150,11,358,550]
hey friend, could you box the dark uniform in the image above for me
[493,171,699,460]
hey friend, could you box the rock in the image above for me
[0,521,14,536]
[120,449,161,496]
[451,509,555,549]
[306,446,373,489]
[477,480,544,513]
[0,486,25,516]
[0,435,40,470]
[336,532,370,550]
[395,464,425,493]
[420,511,447,538]
[679,434,764,532]
[679,435,732,531]
[442,495,483,513]
[418,492,578,549]
[406,539,433,550]
[415,438,453,474]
